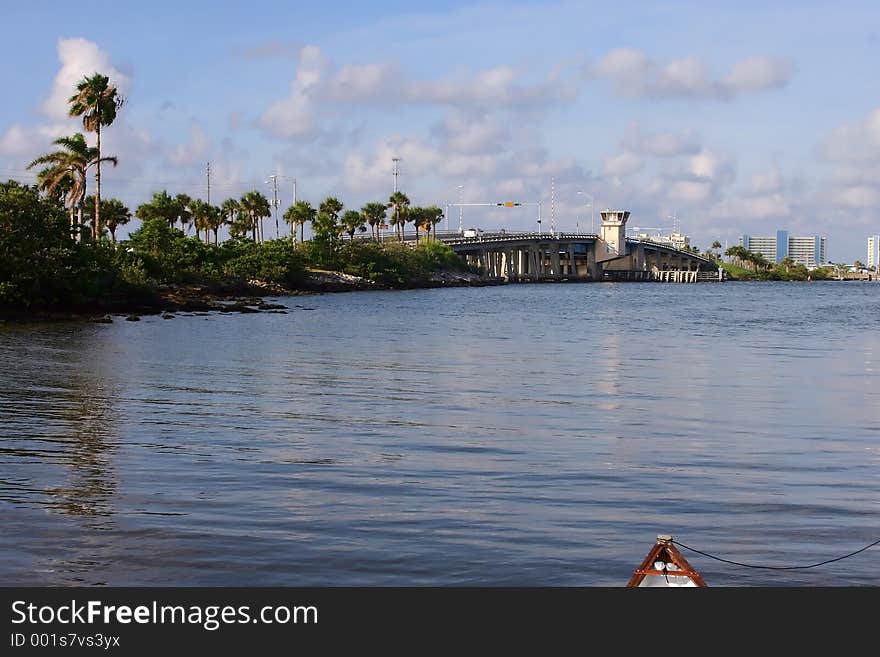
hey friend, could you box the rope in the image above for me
[672,537,880,571]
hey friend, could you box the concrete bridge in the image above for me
[437,210,721,283]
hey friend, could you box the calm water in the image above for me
[1,282,879,586]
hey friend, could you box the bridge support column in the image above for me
[551,244,560,278]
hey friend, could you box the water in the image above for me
[1,281,879,586]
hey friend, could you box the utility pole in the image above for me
[392,157,400,193]
[550,177,556,236]
[291,178,297,241]
[267,174,279,238]
[206,162,211,205]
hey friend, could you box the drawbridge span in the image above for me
[437,210,721,282]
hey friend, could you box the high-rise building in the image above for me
[868,236,880,270]
[739,230,826,268]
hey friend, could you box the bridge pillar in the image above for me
[551,244,561,278]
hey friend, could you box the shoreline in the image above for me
[4,271,873,324]
[0,268,504,323]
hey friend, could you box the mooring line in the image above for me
[672,537,880,571]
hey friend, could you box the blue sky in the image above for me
[2,1,879,260]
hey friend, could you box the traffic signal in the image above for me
[496,202,521,207]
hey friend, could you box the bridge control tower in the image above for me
[600,210,630,258]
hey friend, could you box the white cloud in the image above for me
[167,122,213,166]
[622,124,700,157]
[830,185,880,208]
[258,46,583,140]
[818,107,880,162]
[323,62,395,101]
[432,112,507,154]
[817,108,880,217]
[258,46,327,139]
[43,38,128,121]
[601,150,642,177]
[724,56,795,94]
[748,167,786,195]
[0,125,35,157]
[711,193,793,220]
[0,122,82,158]
[593,49,793,100]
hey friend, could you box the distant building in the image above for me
[632,231,690,250]
[868,236,880,270]
[739,230,827,268]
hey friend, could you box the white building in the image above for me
[739,230,827,268]
[868,236,880,270]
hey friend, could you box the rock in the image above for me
[92,315,113,324]
[162,313,175,319]
[258,303,287,310]
[125,315,141,322]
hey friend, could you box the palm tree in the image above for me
[341,210,366,241]
[725,245,748,269]
[27,133,117,240]
[314,197,344,262]
[102,198,131,244]
[68,73,125,240]
[425,205,444,239]
[408,206,426,243]
[283,200,316,243]
[361,202,387,240]
[188,199,212,243]
[239,191,272,242]
[318,197,344,233]
[174,193,193,233]
[388,191,410,241]
[220,198,240,241]
[82,195,130,243]
[33,164,73,207]
[136,191,180,228]
[205,205,223,245]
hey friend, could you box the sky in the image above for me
[1,0,879,260]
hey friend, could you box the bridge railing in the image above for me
[439,231,599,245]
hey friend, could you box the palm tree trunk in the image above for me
[77,207,83,242]
[110,227,116,244]
[94,123,101,241]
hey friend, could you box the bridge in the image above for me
[436,210,722,283]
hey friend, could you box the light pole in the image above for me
[457,185,464,234]
[266,175,280,238]
[577,191,594,233]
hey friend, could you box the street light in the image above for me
[457,185,464,234]
[577,191,595,233]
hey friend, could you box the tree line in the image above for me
[1,70,471,311]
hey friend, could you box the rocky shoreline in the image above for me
[0,268,504,323]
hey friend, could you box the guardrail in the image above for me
[439,232,599,245]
